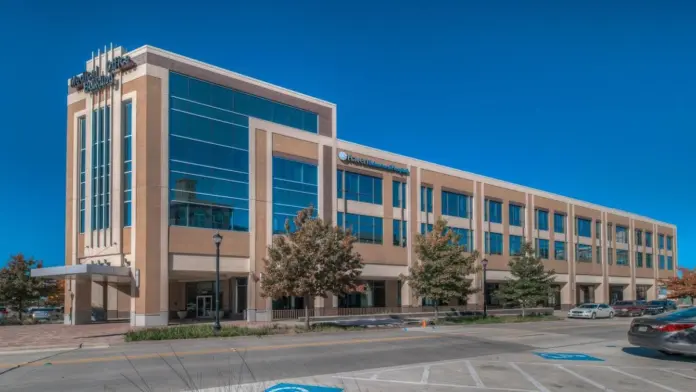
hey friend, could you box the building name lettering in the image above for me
[70,55,137,94]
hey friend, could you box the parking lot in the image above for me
[206,318,696,392]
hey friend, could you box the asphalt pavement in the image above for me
[0,317,694,391]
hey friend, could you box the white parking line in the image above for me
[333,376,537,391]
[508,362,551,392]
[466,360,485,388]
[608,367,682,392]
[421,365,431,384]
[555,364,616,392]
[659,368,696,381]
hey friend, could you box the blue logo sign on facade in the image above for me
[533,352,604,361]
[265,383,343,392]
[70,55,137,94]
[338,151,409,176]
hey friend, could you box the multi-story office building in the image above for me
[41,45,678,326]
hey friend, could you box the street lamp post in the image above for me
[481,258,488,318]
[213,231,223,335]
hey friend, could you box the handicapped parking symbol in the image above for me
[265,383,343,392]
[534,352,604,361]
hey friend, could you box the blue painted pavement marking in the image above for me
[265,383,343,392]
[534,352,604,361]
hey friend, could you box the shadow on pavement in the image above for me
[621,346,696,363]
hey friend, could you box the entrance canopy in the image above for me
[31,264,132,284]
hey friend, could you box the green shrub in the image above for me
[125,324,278,342]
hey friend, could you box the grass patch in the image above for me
[125,324,280,342]
[437,314,560,325]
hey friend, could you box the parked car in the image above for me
[613,300,649,317]
[567,303,615,319]
[645,300,678,315]
[29,308,59,321]
[628,306,696,356]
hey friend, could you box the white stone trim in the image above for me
[576,274,603,284]
[635,278,655,285]
[608,276,631,285]
[361,264,408,278]
[554,274,570,283]
[577,236,593,246]
[392,207,410,221]
[170,254,251,273]
[72,109,87,265]
[128,45,336,109]
[486,270,513,281]
[445,215,471,230]
[337,199,383,217]
[133,312,168,327]
[554,232,567,242]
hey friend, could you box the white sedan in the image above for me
[567,303,614,319]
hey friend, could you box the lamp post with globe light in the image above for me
[481,258,488,318]
[213,231,223,335]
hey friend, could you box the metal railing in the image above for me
[271,305,476,320]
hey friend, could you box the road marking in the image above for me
[421,365,431,384]
[555,364,616,392]
[466,360,485,388]
[0,334,438,369]
[508,362,551,392]
[608,367,682,392]
[334,376,537,391]
[659,369,696,380]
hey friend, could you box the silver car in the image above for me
[30,308,57,321]
[628,307,696,356]
[567,303,615,319]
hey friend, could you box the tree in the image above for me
[0,254,52,320]
[496,242,556,316]
[661,268,696,299]
[261,207,364,329]
[45,280,65,307]
[400,218,480,318]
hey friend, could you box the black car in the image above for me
[644,300,678,315]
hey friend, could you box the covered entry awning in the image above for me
[31,264,132,284]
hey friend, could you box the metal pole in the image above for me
[214,241,221,334]
[483,265,488,318]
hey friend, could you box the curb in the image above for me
[0,343,110,356]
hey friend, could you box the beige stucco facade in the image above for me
[61,44,678,326]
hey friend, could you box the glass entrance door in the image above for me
[196,295,213,318]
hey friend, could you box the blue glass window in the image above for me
[123,101,133,227]
[392,181,407,208]
[448,227,471,252]
[667,236,673,251]
[608,248,614,265]
[420,223,433,234]
[91,106,111,230]
[645,231,653,247]
[337,213,383,244]
[272,157,318,234]
[635,229,643,246]
[509,204,523,227]
[78,116,86,233]
[577,244,592,262]
[536,239,550,259]
[555,241,566,260]
[170,72,318,133]
[169,76,250,232]
[636,252,643,268]
[393,219,407,246]
[421,186,433,212]
[616,226,628,244]
[485,232,503,255]
[646,253,653,268]
[595,221,601,239]
[576,218,591,237]
[441,191,469,218]
[658,234,665,249]
[510,235,523,256]
[616,249,629,266]
[659,255,665,269]
[485,200,502,223]
[535,209,548,231]
[337,170,382,205]
[667,256,673,270]
[596,246,601,264]
[554,213,566,234]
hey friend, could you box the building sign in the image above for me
[70,55,136,94]
[338,151,409,176]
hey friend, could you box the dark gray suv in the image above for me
[645,300,678,315]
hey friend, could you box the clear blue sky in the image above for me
[0,1,693,268]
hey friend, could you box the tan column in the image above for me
[73,277,92,325]
[385,280,398,307]
[106,284,118,320]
